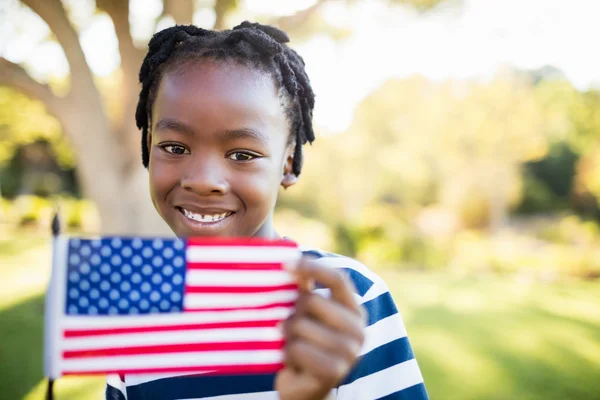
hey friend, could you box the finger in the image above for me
[295,260,361,314]
[283,315,361,363]
[294,293,365,342]
[284,340,350,389]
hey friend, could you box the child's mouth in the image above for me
[177,207,234,223]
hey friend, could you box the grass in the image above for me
[1,228,599,399]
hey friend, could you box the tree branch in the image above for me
[274,0,330,33]
[0,57,64,118]
[21,0,95,94]
[163,0,194,25]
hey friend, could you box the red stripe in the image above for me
[63,319,282,338]
[187,262,288,270]
[188,237,297,247]
[63,340,284,358]
[184,301,295,312]
[63,362,283,376]
[185,284,298,294]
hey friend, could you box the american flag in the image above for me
[44,236,301,379]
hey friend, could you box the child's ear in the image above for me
[281,146,298,189]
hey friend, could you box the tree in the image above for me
[0,0,448,234]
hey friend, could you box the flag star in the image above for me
[80,245,91,257]
[69,271,80,283]
[173,239,184,250]
[78,297,89,308]
[121,246,132,257]
[110,272,121,283]
[90,271,100,283]
[69,254,81,266]
[171,305,180,312]
[132,238,143,249]
[109,289,119,300]
[89,306,98,315]
[111,238,123,248]
[172,274,183,285]
[68,305,78,314]
[160,300,170,310]
[150,306,159,313]
[152,274,163,285]
[108,306,118,315]
[120,281,131,292]
[69,288,79,299]
[161,283,172,294]
[98,298,109,308]
[141,282,151,293]
[170,291,181,302]
[163,248,174,259]
[150,291,160,302]
[173,257,184,268]
[101,246,111,257]
[130,307,139,314]
[71,238,81,248]
[100,281,111,292]
[91,238,102,248]
[142,247,153,258]
[140,299,150,310]
[118,299,129,309]
[90,254,101,266]
[132,255,143,267]
[80,262,90,274]
[121,264,132,275]
[152,256,163,267]
[142,265,152,276]
[129,290,140,301]
[90,289,100,299]
[162,266,173,276]
[111,255,122,266]
[100,264,111,275]
[153,239,164,249]
[79,280,90,291]
[131,273,142,284]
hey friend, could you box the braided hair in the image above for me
[135,21,316,176]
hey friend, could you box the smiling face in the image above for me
[148,60,298,238]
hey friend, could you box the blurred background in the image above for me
[1,0,600,398]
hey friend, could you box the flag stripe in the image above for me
[186,262,288,271]
[64,319,281,338]
[183,301,296,312]
[63,340,285,358]
[183,290,297,309]
[62,307,293,329]
[62,327,281,350]
[61,349,282,370]
[187,238,297,248]
[185,284,298,294]
[186,247,300,263]
[65,363,282,377]
[185,270,295,287]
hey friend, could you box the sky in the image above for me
[1,0,599,132]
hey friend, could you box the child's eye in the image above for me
[162,144,189,155]
[227,152,258,162]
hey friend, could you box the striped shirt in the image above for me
[106,248,428,399]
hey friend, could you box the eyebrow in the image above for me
[154,118,196,136]
[154,118,268,145]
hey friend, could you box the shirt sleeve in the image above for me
[106,374,127,400]
[336,282,429,400]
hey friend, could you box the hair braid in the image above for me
[136,21,316,176]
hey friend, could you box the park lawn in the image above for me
[1,230,599,399]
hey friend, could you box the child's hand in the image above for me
[276,258,366,400]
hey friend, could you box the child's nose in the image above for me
[180,155,229,195]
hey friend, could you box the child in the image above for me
[106,21,428,400]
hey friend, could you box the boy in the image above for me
[106,22,428,399]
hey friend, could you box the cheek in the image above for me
[236,163,281,210]
[148,157,177,206]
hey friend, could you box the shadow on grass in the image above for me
[409,303,600,400]
[0,294,46,400]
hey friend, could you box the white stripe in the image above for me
[361,281,391,303]
[45,236,69,379]
[63,327,281,351]
[186,246,301,263]
[182,392,278,400]
[184,290,298,309]
[62,307,293,330]
[359,313,407,356]
[62,349,282,371]
[337,359,424,399]
[186,270,295,287]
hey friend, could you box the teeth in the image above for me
[182,209,229,223]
